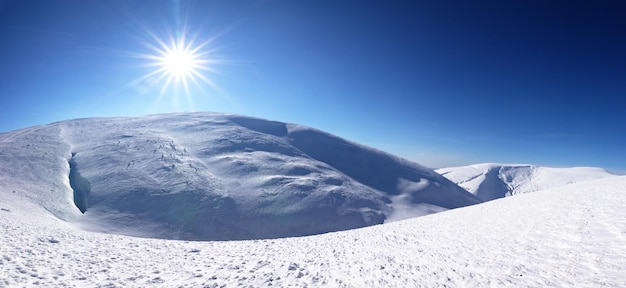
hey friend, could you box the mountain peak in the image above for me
[0,112,481,240]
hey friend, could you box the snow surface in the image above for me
[1,175,625,287]
[436,163,617,201]
[0,112,480,241]
[1,113,625,287]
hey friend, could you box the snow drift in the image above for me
[0,112,481,240]
[437,163,616,201]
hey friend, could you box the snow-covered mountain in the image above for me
[436,163,616,201]
[2,172,624,287]
[0,112,481,240]
[2,113,624,287]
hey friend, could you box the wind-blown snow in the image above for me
[1,176,624,287]
[436,163,616,201]
[0,112,480,240]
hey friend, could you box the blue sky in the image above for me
[0,1,625,172]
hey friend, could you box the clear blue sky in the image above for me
[1,0,625,172]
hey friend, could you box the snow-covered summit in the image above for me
[436,163,616,201]
[0,112,481,240]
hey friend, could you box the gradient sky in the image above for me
[0,0,625,172]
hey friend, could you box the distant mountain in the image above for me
[436,163,616,201]
[0,112,481,240]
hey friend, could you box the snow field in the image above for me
[1,176,625,287]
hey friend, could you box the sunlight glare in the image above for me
[163,48,196,77]
[133,29,224,110]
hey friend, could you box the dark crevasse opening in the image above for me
[68,154,91,213]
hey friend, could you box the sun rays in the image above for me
[133,28,224,110]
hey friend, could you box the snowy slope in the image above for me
[1,175,624,287]
[0,112,481,240]
[436,163,616,201]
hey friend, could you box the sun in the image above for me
[155,39,205,85]
[134,30,222,106]
[163,48,196,76]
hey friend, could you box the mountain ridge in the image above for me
[0,112,481,240]
[436,163,616,201]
